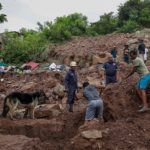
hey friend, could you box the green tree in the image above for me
[90,12,118,35]
[118,0,150,27]
[139,7,150,27]
[0,3,7,23]
[3,30,47,64]
[118,20,139,33]
[118,0,141,25]
[40,13,88,42]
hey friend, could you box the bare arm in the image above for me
[124,66,136,79]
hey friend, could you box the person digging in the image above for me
[124,50,150,113]
[83,82,104,122]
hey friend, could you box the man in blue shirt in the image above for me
[64,61,78,112]
[83,82,104,122]
[103,55,118,85]
[111,46,117,61]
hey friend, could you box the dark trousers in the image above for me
[124,54,129,64]
[106,75,117,85]
[67,89,76,104]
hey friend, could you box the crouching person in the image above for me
[83,82,104,122]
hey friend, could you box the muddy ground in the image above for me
[0,33,150,150]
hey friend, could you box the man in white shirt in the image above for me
[144,48,148,63]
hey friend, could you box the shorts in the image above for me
[85,99,103,120]
[136,73,150,90]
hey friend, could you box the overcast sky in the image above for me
[0,0,127,33]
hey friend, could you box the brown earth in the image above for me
[0,33,150,150]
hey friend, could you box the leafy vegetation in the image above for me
[2,30,48,64]
[1,0,150,64]
[0,3,7,23]
[38,13,88,42]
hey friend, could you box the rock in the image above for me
[20,82,37,91]
[53,83,65,98]
[78,82,82,88]
[35,104,61,118]
[61,97,67,110]
[0,94,6,99]
[76,92,83,100]
[86,76,102,88]
[45,78,57,88]
[0,134,41,150]
[135,28,150,38]
[92,52,111,65]
[81,129,102,139]
[127,39,138,45]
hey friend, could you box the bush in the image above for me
[39,13,88,42]
[118,20,139,33]
[2,31,48,64]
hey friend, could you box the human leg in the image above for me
[137,74,150,112]
[106,76,111,85]
[66,89,76,112]
[138,90,149,112]
[95,100,104,119]
[136,88,143,101]
[111,76,117,83]
[141,90,148,108]
[85,101,95,120]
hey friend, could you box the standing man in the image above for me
[64,61,78,112]
[123,44,129,64]
[124,50,150,112]
[83,82,104,122]
[111,46,117,61]
[138,39,145,61]
[103,55,118,85]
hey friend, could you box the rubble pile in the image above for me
[0,32,150,150]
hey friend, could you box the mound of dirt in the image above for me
[0,134,41,150]
[102,74,139,121]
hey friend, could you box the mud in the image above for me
[0,33,150,150]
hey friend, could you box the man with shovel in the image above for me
[124,50,150,112]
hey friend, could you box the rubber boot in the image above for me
[66,104,70,112]
[69,104,73,112]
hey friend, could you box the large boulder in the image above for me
[81,129,102,139]
[20,82,38,91]
[53,83,65,98]
[35,104,62,119]
[65,120,104,150]
[135,28,150,38]
[92,52,111,65]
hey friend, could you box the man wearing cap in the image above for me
[64,61,78,112]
